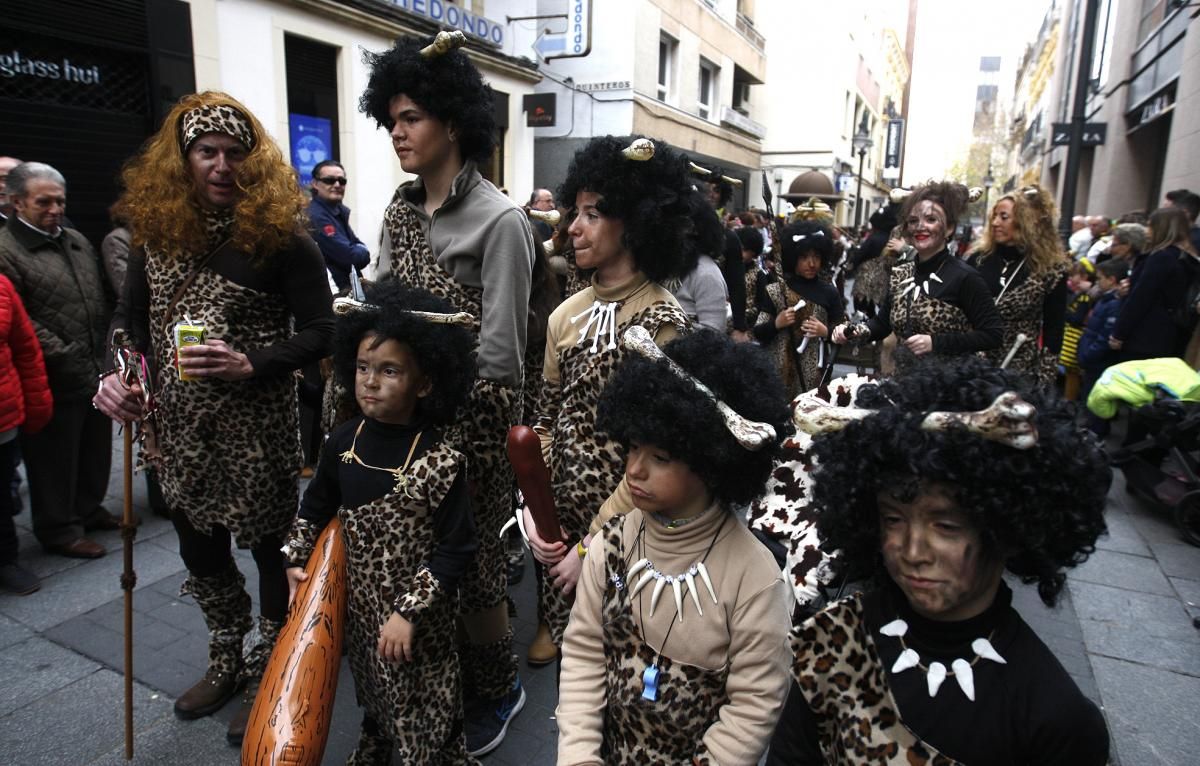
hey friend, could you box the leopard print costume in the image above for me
[853,252,891,306]
[885,261,976,371]
[536,299,690,646]
[790,594,962,765]
[382,194,519,699]
[745,374,874,614]
[598,518,727,764]
[144,240,301,547]
[286,442,476,764]
[982,262,1066,386]
[757,280,831,400]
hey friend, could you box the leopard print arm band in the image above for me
[280,517,323,567]
[393,566,443,624]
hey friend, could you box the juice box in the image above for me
[174,321,207,381]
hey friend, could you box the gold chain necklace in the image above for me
[339,421,422,497]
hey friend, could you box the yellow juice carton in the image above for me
[174,320,207,381]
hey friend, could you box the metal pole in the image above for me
[1058,0,1102,246]
[854,149,866,230]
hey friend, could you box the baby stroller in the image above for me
[1090,358,1200,547]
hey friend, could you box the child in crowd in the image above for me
[282,280,479,764]
[522,136,716,660]
[0,273,51,595]
[557,330,793,764]
[1078,258,1130,434]
[1059,259,1096,400]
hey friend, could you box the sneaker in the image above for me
[0,562,40,595]
[464,678,526,757]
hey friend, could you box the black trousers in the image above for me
[20,399,112,546]
[0,439,19,564]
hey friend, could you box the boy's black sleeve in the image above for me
[765,681,826,765]
[426,471,478,593]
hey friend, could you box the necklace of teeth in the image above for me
[627,558,718,622]
[896,264,946,302]
[879,618,1006,701]
[570,300,619,353]
[996,257,1027,302]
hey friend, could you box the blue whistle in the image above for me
[641,665,660,702]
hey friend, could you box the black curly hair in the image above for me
[596,330,790,506]
[558,135,710,282]
[333,279,476,427]
[359,36,496,164]
[808,356,1109,607]
[780,220,834,274]
[696,163,734,209]
[899,180,971,237]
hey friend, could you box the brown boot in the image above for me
[526,622,558,666]
[174,566,252,720]
[174,668,243,720]
[225,676,259,746]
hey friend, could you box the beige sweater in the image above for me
[557,505,792,765]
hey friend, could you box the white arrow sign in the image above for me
[531,0,591,63]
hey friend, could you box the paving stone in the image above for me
[0,612,33,651]
[1071,548,1175,596]
[1128,505,1191,546]
[1070,580,1200,676]
[1091,655,1200,766]
[1147,539,1200,581]
[1094,508,1152,557]
[1168,576,1200,618]
[0,636,100,718]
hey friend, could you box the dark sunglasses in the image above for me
[317,176,348,186]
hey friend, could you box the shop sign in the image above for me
[0,32,148,114]
[884,119,904,178]
[289,113,333,187]
[0,49,101,84]
[386,0,505,47]
[576,81,629,92]
[1050,122,1107,146]
[523,93,556,127]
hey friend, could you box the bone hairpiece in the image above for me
[622,326,776,450]
[331,296,475,326]
[1020,185,1040,199]
[921,392,1038,450]
[889,188,912,204]
[621,138,655,161]
[419,30,467,58]
[967,187,984,202]
[688,161,713,176]
[542,239,556,256]
[722,175,744,187]
[528,208,561,226]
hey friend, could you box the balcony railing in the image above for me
[736,13,765,53]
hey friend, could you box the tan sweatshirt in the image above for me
[557,505,792,765]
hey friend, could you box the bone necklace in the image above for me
[622,514,728,702]
[995,256,1027,302]
[896,257,948,303]
[570,300,619,353]
[339,422,422,497]
[879,618,1006,701]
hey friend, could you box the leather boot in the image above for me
[174,566,252,720]
[526,622,558,666]
[226,616,285,746]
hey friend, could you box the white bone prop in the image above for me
[722,175,744,187]
[889,187,912,204]
[968,187,984,202]
[621,138,655,161]
[419,30,467,58]
[528,208,561,226]
[622,325,776,450]
[688,161,713,176]
[1022,186,1040,199]
[999,332,1029,369]
[542,239,556,256]
[920,391,1039,450]
[331,298,476,326]
[791,393,873,435]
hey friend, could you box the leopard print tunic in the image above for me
[338,442,475,764]
[791,594,961,765]
[537,299,689,646]
[759,280,831,400]
[886,261,975,370]
[383,195,518,615]
[599,519,728,765]
[853,252,891,306]
[982,263,1066,386]
[144,243,300,547]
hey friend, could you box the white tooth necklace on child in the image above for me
[879,618,1006,701]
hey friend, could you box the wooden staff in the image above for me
[121,422,134,760]
[507,426,566,543]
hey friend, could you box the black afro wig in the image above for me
[780,220,834,274]
[558,135,711,282]
[808,355,1110,607]
[596,329,790,506]
[333,279,476,427]
[359,36,496,164]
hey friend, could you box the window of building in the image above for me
[285,34,340,186]
[1137,0,1165,43]
[657,34,677,102]
[698,58,718,121]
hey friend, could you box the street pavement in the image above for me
[2,423,1200,765]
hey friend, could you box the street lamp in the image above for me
[851,115,874,230]
[982,164,995,216]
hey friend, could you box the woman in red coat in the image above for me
[0,273,52,594]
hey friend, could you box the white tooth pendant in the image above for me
[926,661,947,697]
[952,658,976,701]
[891,648,920,673]
[627,558,651,579]
[684,569,704,616]
[630,569,655,598]
[971,637,1007,665]
[671,578,684,622]
[879,619,908,637]
[697,562,719,605]
[649,574,667,616]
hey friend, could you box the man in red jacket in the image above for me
[0,273,52,593]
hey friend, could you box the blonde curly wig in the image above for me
[971,185,1066,277]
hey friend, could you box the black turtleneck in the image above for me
[296,415,477,595]
[767,580,1110,765]
[865,248,1003,355]
[969,245,1068,353]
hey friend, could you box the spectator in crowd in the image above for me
[1109,206,1198,362]
[1085,216,1113,263]
[0,273,51,593]
[0,156,22,223]
[1108,222,1147,270]
[1068,214,1092,259]
[307,159,369,292]
[0,162,113,559]
[1165,188,1200,256]
[527,188,556,242]
[1059,260,1095,401]
[1078,257,1130,433]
